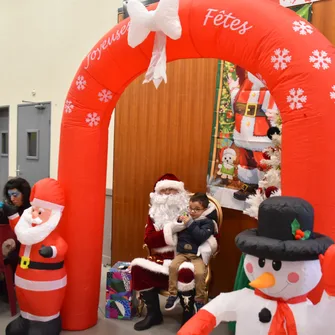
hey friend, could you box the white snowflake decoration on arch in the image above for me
[330,85,335,103]
[86,112,100,127]
[64,100,74,114]
[309,50,332,70]
[292,21,313,35]
[76,75,87,90]
[287,88,307,110]
[271,48,292,70]
[98,89,113,103]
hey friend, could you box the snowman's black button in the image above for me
[259,308,272,323]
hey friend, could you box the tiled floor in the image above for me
[0,266,233,334]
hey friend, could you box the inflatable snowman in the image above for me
[178,196,335,335]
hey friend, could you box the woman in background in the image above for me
[0,178,31,276]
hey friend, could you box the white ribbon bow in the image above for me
[127,0,182,88]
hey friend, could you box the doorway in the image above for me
[17,102,51,186]
[0,107,9,193]
[112,58,218,263]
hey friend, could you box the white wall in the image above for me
[0,0,119,188]
[0,0,121,263]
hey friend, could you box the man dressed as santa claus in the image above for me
[2,178,67,335]
[131,174,218,331]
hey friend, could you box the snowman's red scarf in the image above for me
[255,289,308,335]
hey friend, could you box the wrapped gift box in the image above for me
[105,261,134,319]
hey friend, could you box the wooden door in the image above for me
[112,58,218,263]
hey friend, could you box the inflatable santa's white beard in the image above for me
[14,208,62,246]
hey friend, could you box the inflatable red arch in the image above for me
[57,0,335,330]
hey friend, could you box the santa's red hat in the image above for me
[30,178,65,212]
[154,173,185,193]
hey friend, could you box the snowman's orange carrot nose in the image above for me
[249,272,276,289]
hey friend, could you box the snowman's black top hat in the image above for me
[236,196,334,261]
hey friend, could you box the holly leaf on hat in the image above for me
[301,230,311,241]
[291,219,300,236]
[291,219,310,240]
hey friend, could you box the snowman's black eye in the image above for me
[272,261,282,271]
[258,258,265,268]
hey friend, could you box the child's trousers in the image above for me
[168,253,207,302]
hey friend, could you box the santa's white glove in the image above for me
[197,243,212,265]
[171,221,186,233]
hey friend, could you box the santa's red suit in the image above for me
[231,72,278,200]
[131,174,219,331]
[131,214,176,291]
[5,178,67,335]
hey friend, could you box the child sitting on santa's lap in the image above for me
[165,193,215,312]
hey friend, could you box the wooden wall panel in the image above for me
[112,58,218,263]
[209,209,257,296]
[312,0,335,45]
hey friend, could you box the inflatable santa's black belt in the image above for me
[19,257,64,270]
[235,102,266,117]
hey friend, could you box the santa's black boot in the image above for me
[134,289,163,331]
[6,316,28,335]
[233,183,258,201]
[27,316,62,335]
[179,289,195,327]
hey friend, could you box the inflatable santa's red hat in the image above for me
[30,178,65,212]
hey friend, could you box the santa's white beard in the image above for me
[15,208,62,246]
[149,192,189,230]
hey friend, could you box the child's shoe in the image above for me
[165,295,180,311]
[194,301,205,313]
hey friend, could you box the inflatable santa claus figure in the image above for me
[4,178,67,335]
[178,196,335,335]
[231,70,278,201]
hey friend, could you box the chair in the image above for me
[138,194,223,315]
[0,225,17,316]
